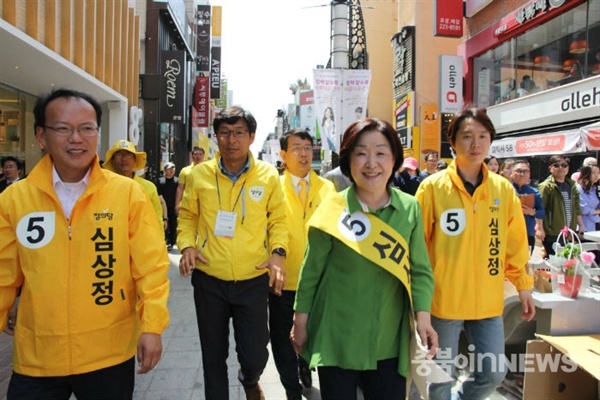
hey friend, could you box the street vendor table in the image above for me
[583,230,600,242]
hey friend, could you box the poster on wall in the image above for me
[313,69,371,154]
[394,91,414,149]
[299,90,316,136]
[421,104,441,154]
[473,58,495,108]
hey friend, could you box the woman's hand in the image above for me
[290,312,309,354]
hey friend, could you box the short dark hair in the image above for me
[447,107,496,145]
[339,118,403,185]
[213,106,257,134]
[192,146,205,154]
[280,128,313,151]
[424,151,439,161]
[548,155,569,166]
[1,155,21,170]
[34,88,102,131]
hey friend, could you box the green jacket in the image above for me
[294,186,433,377]
[538,175,581,236]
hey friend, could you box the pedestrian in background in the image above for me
[571,156,597,182]
[393,156,422,195]
[499,158,515,181]
[511,160,545,254]
[323,165,352,192]
[158,162,178,249]
[416,108,534,400]
[576,165,600,232]
[0,156,22,193]
[484,155,499,173]
[419,151,439,180]
[272,128,335,400]
[292,118,437,400]
[538,155,584,257]
[175,146,205,215]
[436,160,449,172]
[103,140,166,229]
[0,89,170,399]
[177,106,287,400]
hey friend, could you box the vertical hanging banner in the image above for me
[196,5,211,73]
[395,91,414,149]
[439,55,463,113]
[192,76,209,128]
[342,69,372,132]
[421,104,441,154]
[159,50,186,123]
[434,0,463,37]
[313,69,371,154]
[210,6,222,100]
[391,26,415,100]
[299,90,316,136]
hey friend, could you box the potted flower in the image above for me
[551,226,595,298]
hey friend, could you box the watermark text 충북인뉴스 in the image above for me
[412,344,578,377]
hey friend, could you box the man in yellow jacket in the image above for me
[0,89,170,399]
[271,129,335,399]
[178,106,287,400]
[103,139,166,229]
[415,108,535,400]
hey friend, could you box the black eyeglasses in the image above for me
[514,169,530,174]
[552,163,569,168]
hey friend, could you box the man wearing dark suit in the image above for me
[0,156,22,193]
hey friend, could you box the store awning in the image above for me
[489,128,586,158]
[580,122,600,151]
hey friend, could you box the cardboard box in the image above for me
[523,335,600,399]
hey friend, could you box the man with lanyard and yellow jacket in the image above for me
[0,89,170,399]
[271,128,335,399]
[178,106,287,400]
[415,108,535,400]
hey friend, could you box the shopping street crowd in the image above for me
[1,88,598,400]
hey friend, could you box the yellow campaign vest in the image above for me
[308,192,413,309]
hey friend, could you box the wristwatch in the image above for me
[272,247,287,258]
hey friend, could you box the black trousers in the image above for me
[7,357,134,400]
[192,269,269,400]
[317,358,406,400]
[268,290,304,398]
[165,209,177,246]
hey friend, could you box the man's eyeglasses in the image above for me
[514,169,530,174]
[290,145,313,154]
[552,162,569,168]
[45,124,99,137]
[217,130,248,139]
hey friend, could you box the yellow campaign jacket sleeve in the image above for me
[0,191,23,331]
[504,190,534,292]
[266,171,288,252]
[177,168,201,251]
[127,182,171,334]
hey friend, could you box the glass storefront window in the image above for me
[474,0,600,107]
[0,84,38,176]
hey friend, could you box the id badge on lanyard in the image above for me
[214,210,237,238]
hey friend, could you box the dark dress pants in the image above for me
[192,269,269,400]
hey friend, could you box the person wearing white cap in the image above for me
[104,140,164,227]
[393,157,422,195]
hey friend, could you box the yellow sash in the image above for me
[308,192,413,309]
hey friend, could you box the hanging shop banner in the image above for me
[210,6,222,100]
[196,5,211,73]
[489,129,585,158]
[313,69,371,154]
[192,76,209,128]
[394,91,414,149]
[581,122,600,150]
[159,50,186,123]
[421,104,441,155]
[434,0,463,37]
[299,90,316,136]
[439,55,463,113]
[391,26,415,99]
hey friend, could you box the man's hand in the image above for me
[519,290,536,321]
[137,333,163,374]
[416,311,438,358]
[290,312,309,354]
[3,300,19,336]
[179,247,207,277]
[256,254,286,296]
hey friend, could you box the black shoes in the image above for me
[298,363,312,388]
